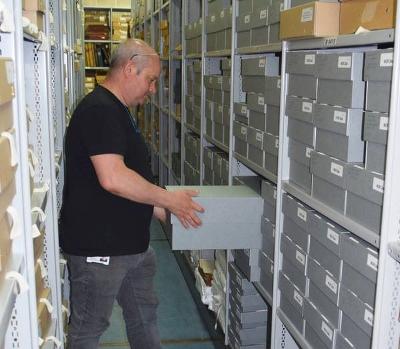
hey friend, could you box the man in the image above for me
[59,38,204,349]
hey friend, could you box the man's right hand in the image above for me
[167,190,205,229]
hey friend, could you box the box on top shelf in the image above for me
[286,51,318,76]
[364,49,394,82]
[280,2,340,40]
[23,0,46,12]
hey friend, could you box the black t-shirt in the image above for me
[59,86,154,256]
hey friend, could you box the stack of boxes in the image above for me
[203,147,229,185]
[185,19,202,55]
[22,0,46,32]
[185,60,201,133]
[233,55,280,175]
[228,262,268,349]
[236,0,283,49]
[184,133,201,185]
[286,49,390,234]
[278,192,378,348]
[206,1,232,52]
[112,11,130,42]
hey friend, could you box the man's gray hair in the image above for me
[109,38,158,74]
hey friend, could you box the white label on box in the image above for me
[367,253,378,271]
[241,126,247,135]
[295,251,305,265]
[220,10,224,18]
[218,105,223,113]
[327,228,339,245]
[364,309,374,327]
[277,79,281,89]
[211,15,216,22]
[293,289,303,306]
[5,61,14,84]
[297,207,307,222]
[259,59,266,68]
[271,264,274,274]
[373,177,384,194]
[241,105,247,114]
[258,96,265,105]
[274,190,277,200]
[321,321,333,341]
[306,147,312,158]
[302,101,313,113]
[275,139,279,148]
[260,9,267,19]
[99,15,105,22]
[380,52,393,67]
[280,3,284,11]
[380,116,389,131]
[325,275,338,294]
[304,54,315,65]
[334,110,347,124]
[245,15,250,24]
[256,132,263,142]
[301,7,314,22]
[338,56,352,69]
[330,162,343,177]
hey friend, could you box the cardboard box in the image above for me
[23,0,46,12]
[0,214,12,279]
[0,134,16,193]
[280,2,340,40]
[0,58,15,106]
[0,179,15,220]
[37,288,53,338]
[340,0,396,35]
[23,10,45,31]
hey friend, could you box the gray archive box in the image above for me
[288,138,312,167]
[364,49,393,81]
[261,179,276,204]
[336,331,355,349]
[229,262,255,290]
[206,100,214,120]
[251,8,268,31]
[230,285,266,311]
[234,248,260,267]
[222,75,231,91]
[346,165,384,233]
[341,313,372,349]
[307,257,340,305]
[304,323,330,349]
[289,159,312,194]
[242,76,264,93]
[259,247,274,276]
[247,93,266,114]
[304,300,337,349]
[229,305,269,327]
[228,332,265,349]
[363,111,389,145]
[366,80,391,113]
[286,95,314,124]
[310,151,347,213]
[281,234,308,274]
[268,23,280,44]
[260,262,274,297]
[206,118,213,137]
[265,76,281,106]
[317,79,365,109]
[268,0,283,24]
[366,141,386,174]
[286,51,318,76]
[279,271,305,315]
[263,132,279,157]
[233,121,248,142]
[339,286,374,336]
[204,166,213,185]
[266,104,280,136]
[282,193,313,232]
[287,118,315,147]
[237,12,252,32]
[248,144,264,168]
[214,122,224,143]
[309,280,341,328]
[316,52,363,81]
[248,127,264,150]
[288,74,317,100]
[263,198,276,224]
[237,30,251,48]
[203,147,214,169]
[241,56,279,76]
[282,217,310,254]
[168,186,263,250]
[251,26,268,46]
[282,257,308,295]
[309,236,342,280]
[234,102,248,118]
[229,309,267,330]
[340,234,378,283]
[280,294,305,334]
[235,138,248,158]
[228,324,267,347]
[314,104,364,163]
[249,110,266,132]
[308,211,348,257]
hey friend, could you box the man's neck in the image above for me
[102,79,128,107]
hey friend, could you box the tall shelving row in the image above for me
[133,0,400,348]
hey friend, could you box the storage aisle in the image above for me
[98,219,225,349]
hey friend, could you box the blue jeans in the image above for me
[65,247,161,349]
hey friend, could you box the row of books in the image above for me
[85,43,110,67]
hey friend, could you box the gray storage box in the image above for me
[214,121,224,143]
[263,198,276,224]
[242,76,265,94]
[263,133,279,156]
[288,74,317,100]
[316,52,363,81]
[235,137,248,158]
[304,298,337,348]
[317,79,365,109]
[307,257,340,305]
[287,118,315,147]
[286,51,318,76]
[282,257,308,295]
[261,219,275,259]
[222,75,230,91]
[363,111,389,145]
[215,104,224,124]
[248,110,266,132]
[203,147,214,169]
[236,12,252,32]
[250,8,268,30]
[229,305,268,327]
[260,269,274,298]
[336,331,355,349]
[229,262,254,289]
[279,271,305,315]
[314,104,364,162]
[366,141,386,174]
[168,186,263,250]
[280,294,305,334]
[233,121,248,142]
[366,80,391,113]
[309,236,342,280]
[251,26,269,46]
[261,179,276,204]
[204,166,214,185]
[364,49,393,81]
[289,159,312,194]
[268,23,280,44]
[248,127,264,150]
[281,234,308,274]
[206,118,213,137]
[229,320,267,346]
[282,192,313,232]
[241,56,279,76]
[340,234,378,283]
[282,216,310,253]
[265,151,278,175]
[266,104,280,136]
[234,102,248,118]
[247,93,266,114]
[310,151,347,188]
[248,144,265,168]
[237,30,251,48]
[286,95,314,124]
[259,249,274,275]
[268,0,283,24]
[304,323,330,349]
[341,313,372,349]
[265,77,281,106]
[309,281,341,328]
[288,138,312,166]
[339,286,374,336]
[313,176,347,213]
[206,100,214,120]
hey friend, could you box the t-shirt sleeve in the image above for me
[78,105,127,156]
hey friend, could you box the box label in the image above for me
[304,54,315,65]
[302,101,313,113]
[293,289,303,306]
[380,116,389,131]
[274,190,277,200]
[241,105,247,114]
[297,207,307,222]
[306,147,312,158]
[256,132,263,142]
[260,9,267,19]
[324,37,337,47]
[364,309,374,327]
[275,138,279,148]
[295,251,305,266]
[380,52,393,67]
[321,321,333,341]
[338,56,352,69]
[259,59,266,68]
[211,15,215,22]
[327,228,339,245]
[325,275,338,294]
[241,126,247,135]
[301,7,314,22]
[277,79,281,89]
[373,177,384,194]
[258,96,265,105]
[244,15,250,24]
[333,110,347,124]
[218,105,223,112]
[367,253,378,271]
[220,10,224,18]
[330,162,343,177]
